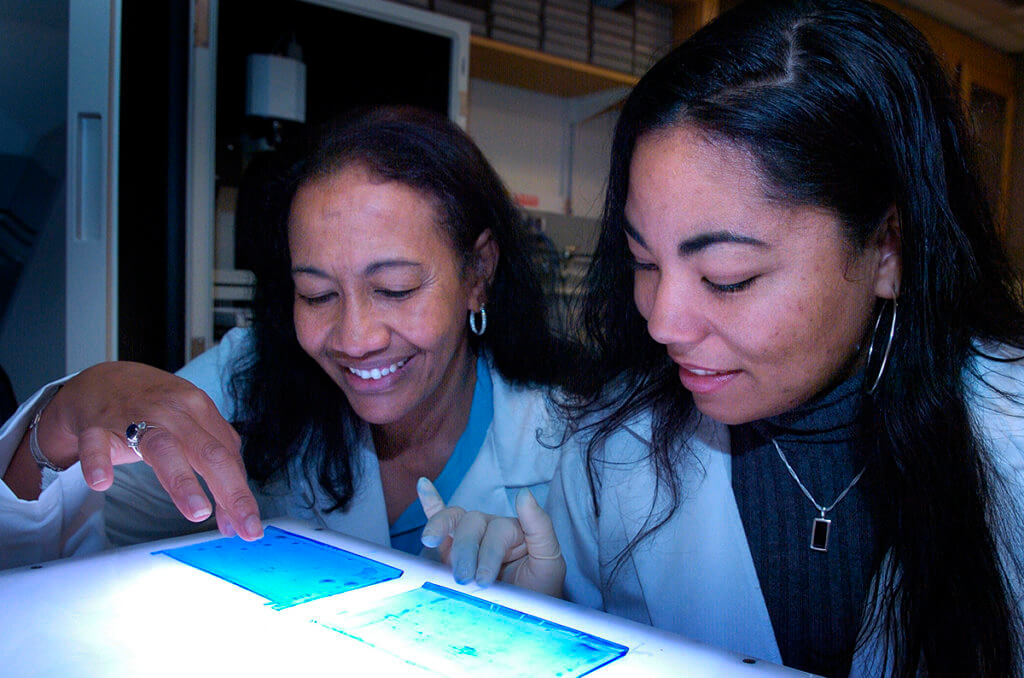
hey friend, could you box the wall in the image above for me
[0,0,68,401]
[466,78,617,232]
[0,1,67,155]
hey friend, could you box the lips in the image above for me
[676,363,740,394]
[347,357,409,381]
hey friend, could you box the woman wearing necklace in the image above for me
[420,1,1024,675]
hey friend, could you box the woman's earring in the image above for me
[865,295,898,395]
[469,305,487,336]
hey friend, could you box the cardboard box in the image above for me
[493,12,541,36]
[542,34,589,61]
[544,15,589,40]
[492,0,541,14]
[492,2,540,23]
[491,26,541,49]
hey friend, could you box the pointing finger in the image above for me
[417,477,446,519]
[421,504,466,549]
[215,504,237,538]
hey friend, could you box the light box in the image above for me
[0,519,804,677]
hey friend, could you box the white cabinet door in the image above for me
[65,0,120,373]
[0,0,119,399]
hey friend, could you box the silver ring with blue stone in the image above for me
[125,421,155,459]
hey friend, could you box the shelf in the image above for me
[469,35,638,97]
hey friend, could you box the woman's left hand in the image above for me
[417,477,565,597]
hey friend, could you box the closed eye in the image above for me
[627,256,658,272]
[376,287,419,299]
[297,292,337,305]
[703,276,758,294]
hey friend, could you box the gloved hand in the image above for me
[417,477,565,598]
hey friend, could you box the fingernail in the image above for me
[476,569,494,586]
[244,515,263,539]
[421,533,442,548]
[189,495,212,520]
[455,563,473,584]
[517,488,537,507]
[89,469,106,486]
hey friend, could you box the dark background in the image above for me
[118,0,453,371]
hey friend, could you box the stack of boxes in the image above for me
[541,0,590,62]
[633,0,673,75]
[410,0,675,76]
[434,0,489,35]
[590,5,634,73]
[490,0,543,49]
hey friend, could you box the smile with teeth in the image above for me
[348,358,409,381]
[685,367,732,376]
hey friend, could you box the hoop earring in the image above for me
[865,296,897,395]
[469,305,487,336]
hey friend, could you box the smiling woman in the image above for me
[420,1,1024,676]
[288,166,490,438]
[0,107,569,565]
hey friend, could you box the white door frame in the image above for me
[65,0,120,372]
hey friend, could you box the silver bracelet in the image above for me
[28,388,65,472]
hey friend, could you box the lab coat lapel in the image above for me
[449,368,558,514]
[614,415,783,664]
[273,434,390,547]
[322,440,392,546]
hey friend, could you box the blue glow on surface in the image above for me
[317,582,628,677]
[154,526,403,609]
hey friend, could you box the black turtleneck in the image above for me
[730,374,881,678]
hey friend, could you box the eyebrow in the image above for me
[291,259,423,277]
[622,219,648,249]
[622,220,768,256]
[678,231,769,255]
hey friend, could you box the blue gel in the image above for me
[317,582,628,677]
[154,526,402,609]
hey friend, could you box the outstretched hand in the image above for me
[417,477,565,597]
[17,361,262,540]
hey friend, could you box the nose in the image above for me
[328,297,389,358]
[643,275,707,348]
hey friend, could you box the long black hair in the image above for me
[230,106,567,512]
[567,1,1024,675]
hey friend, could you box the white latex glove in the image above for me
[417,477,565,598]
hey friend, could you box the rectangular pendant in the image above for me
[810,517,831,552]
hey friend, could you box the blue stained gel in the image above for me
[154,526,402,609]
[317,582,628,677]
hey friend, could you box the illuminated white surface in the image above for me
[0,519,813,677]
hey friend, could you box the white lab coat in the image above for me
[549,350,1024,674]
[0,329,560,569]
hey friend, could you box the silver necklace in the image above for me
[770,438,866,553]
